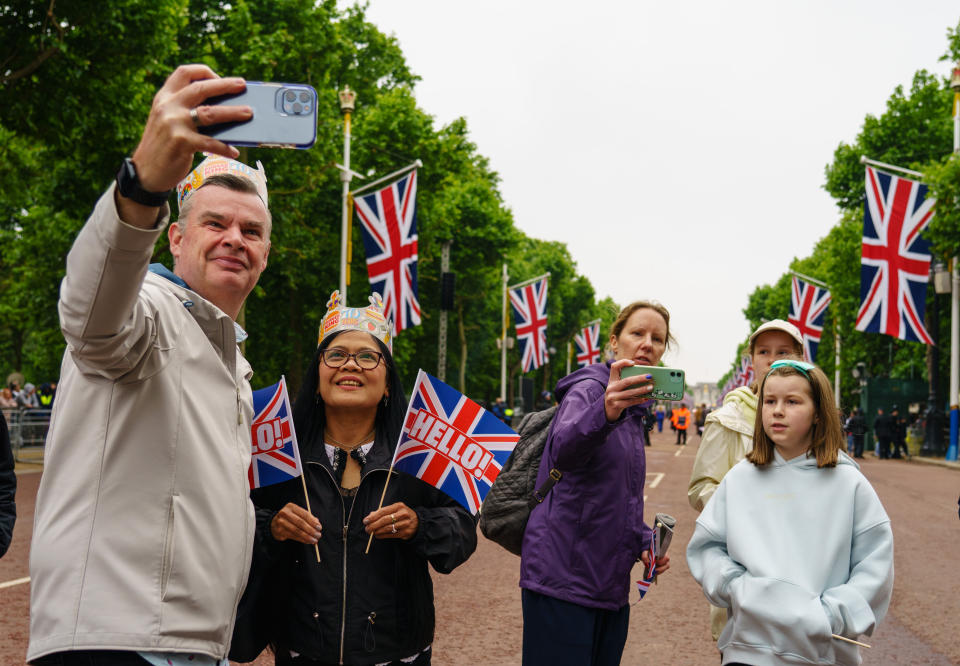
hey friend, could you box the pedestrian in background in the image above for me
[0,410,15,558]
[655,404,665,432]
[688,360,893,665]
[687,319,803,640]
[672,403,691,445]
[874,408,894,459]
[849,408,867,459]
[520,301,672,666]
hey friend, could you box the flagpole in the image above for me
[338,87,356,301]
[364,464,396,555]
[834,322,841,408]
[280,376,320,563]
[351,160,423,197]
[947,66,960,462]
[566,341,571,376]
[859,155,924,179]
[507,271,551,291]
[501,263,508,401]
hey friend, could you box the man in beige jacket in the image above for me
[29,65,271,665]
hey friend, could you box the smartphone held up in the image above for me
[620,365,686,401]
[200,81,318,149]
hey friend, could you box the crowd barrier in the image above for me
[3,407,51,464]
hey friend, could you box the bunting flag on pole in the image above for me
[573,320,602,368]
[248,377,304,489]
[738,355,754,387]
[855,166,934,344]
[509,275,549,372]
[392,370,519,515]
[789,276,832,362]
[354,169,421,333]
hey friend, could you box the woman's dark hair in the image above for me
[291,331,407,457]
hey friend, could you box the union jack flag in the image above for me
[855,167,934,344]
[248,377,303,489]
[737,355,754,387]
[392,370,519,515]
[573,320,602,368]
[788,276,832,362]
[355,169,420,333]
[509,275,549,372]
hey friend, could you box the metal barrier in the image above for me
[3,407,51,464]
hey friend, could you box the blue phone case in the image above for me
[200,81,317,149]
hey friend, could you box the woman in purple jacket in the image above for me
[519,301,673,666]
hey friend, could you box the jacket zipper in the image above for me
[307,460,392,665]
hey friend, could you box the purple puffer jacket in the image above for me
[519,362,653,610]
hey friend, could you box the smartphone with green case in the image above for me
[620,365,686,401]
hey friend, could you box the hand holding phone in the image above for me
[620,365,686,401]
[200,81,318,149]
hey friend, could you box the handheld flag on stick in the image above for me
[789,276,832,362]
[636,513,676,601]
[366,370,520,553]
[855,166,934,344]
[248,377,318,562]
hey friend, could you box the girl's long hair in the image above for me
[291,331,407,458]
[747,363,843,468]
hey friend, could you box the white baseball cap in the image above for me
[748,319,803,348]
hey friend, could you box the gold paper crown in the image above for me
[319,290,393,351]
[176,154,268,212]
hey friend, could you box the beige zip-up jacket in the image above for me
[687,385,757,641]
[28,184,255,661]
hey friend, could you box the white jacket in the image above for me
[688,386,756,512]
[28,185,256,660]
[687,451,894,666]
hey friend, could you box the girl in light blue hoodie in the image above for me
[687,360,894,666]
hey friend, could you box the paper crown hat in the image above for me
[176,154,268,212]
[319,290,393,351]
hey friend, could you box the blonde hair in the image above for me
[747,363,843,468]
[609,300,675,349]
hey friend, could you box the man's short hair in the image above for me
[177,174,272,233]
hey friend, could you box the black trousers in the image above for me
[521,589,629,666]
[676,428,687,445]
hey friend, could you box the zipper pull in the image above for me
[343,524,348,541]
[236,386,242,425]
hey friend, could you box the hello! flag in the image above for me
[391,370,519,514]
[248,377,304,490]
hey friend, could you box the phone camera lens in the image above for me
[285,91,296,102]
[293,102,303,114]
[299,92,310,102]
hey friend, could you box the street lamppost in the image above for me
[338,86,356,300]
[921,263,950,455]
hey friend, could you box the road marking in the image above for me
[648,472,665,489]
[0,576,30,590]
[674,448,683,457]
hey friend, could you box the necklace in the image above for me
[324,427,376,450]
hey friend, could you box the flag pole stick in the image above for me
[299,472,321,563]
[500,263,508,402]
[364,465,395,554]
[832,634,870,649]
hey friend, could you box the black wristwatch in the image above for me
[116,157,171,207]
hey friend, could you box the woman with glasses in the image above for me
[241,291,477,665]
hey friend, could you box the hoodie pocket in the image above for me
[724,575,835,663]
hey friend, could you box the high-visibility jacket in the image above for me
[671,406,691,430]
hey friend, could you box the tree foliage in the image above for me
[0,0,611,403]
[736,19,960,408]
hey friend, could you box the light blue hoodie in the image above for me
[687,450,893,665]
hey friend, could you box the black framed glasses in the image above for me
[320,348,384,370]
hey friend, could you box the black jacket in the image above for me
[242,430,477,665]
[0,411,15,558]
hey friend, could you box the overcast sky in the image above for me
[356,1,959,384]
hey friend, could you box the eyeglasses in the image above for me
[770,359,815,376]
[320,348,384,370]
